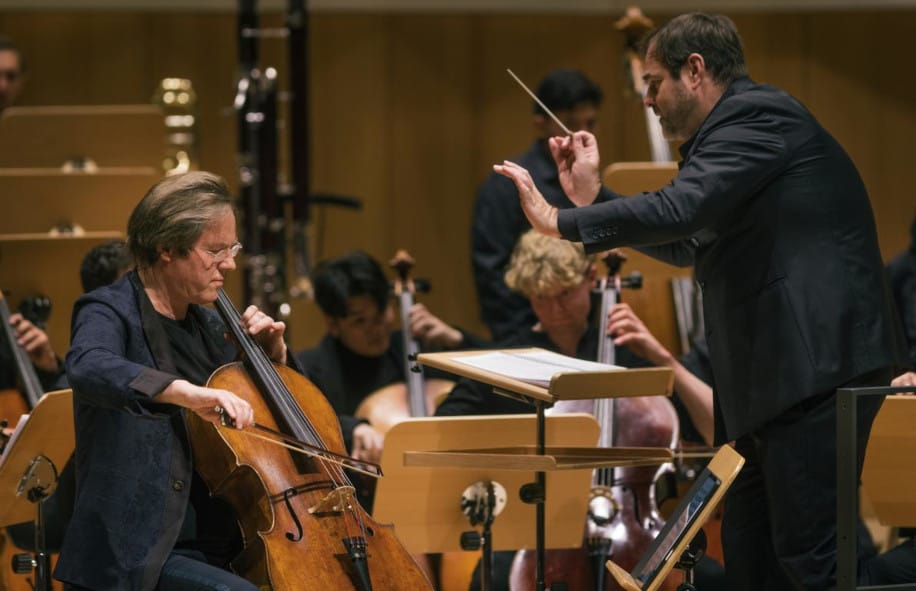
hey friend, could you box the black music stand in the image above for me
[0,389,74,591]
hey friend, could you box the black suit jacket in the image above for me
[558,77,907,443]
[57,272,240,590]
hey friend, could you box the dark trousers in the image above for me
[721,368,890,590]
[64,549,258,591]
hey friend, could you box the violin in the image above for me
[509,253,680,591]
[354,250,453,433]
[187,288,433,590]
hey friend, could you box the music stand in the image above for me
[605,445,744,591]
[0,389,74,591]
[373,414,672,591]
[416,348,675,591]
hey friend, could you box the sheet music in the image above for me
[0,413,29,464]
[453,350,622,386]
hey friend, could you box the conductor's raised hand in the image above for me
[548,131,602,206]
[240,305,288,364]
[157,379,255,429]
[493,160,560,238]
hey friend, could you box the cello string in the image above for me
[216,291,353,488]
[213,292,373,560]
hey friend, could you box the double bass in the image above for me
[509,254,680,590]
[187,288,433,590]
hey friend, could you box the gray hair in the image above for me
[127,171,233,268]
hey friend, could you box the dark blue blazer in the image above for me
[558,77,907,443]
[55,272,236,591]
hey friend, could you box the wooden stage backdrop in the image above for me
[0,9,913,355]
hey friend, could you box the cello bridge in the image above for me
[308,485,357,514]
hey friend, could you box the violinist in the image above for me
[294,251,487,467]
[55,171,290,591]
[436,229,722,591]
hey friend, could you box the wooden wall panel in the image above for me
[0,9,912,355]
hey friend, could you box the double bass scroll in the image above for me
[615,7,673,164]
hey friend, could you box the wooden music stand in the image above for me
[0,389,74,527]
[375,413,616,554]
[0,389,74,591]
[861,395,916,527]
[0,105,164,168]
[606,445,744,591]
[416,348,675,591]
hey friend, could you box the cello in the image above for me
[354,250,453,432]
[351,251,461,588]
[0,291,63,591]
[187,288,433,590]
[509,254,680,591]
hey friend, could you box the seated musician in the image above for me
[294,250,488,468]
[439,229,714,444]
[436,229,722,591]
[55,171,292,591]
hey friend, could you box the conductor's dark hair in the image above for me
[80,239,132,293]
[642,13,747,87]
[534,69,603,115]
[313,251,389,318]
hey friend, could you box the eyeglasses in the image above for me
[201,242,243,263]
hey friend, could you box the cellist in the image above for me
[436,229,722,591]
[294,251,487,470]
[56,171,288,591]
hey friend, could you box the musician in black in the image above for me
[437,229,722,591]
[56,171,290,591]
[294,250,487,465]
[471,68,603,342]
[494,13,908,588]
